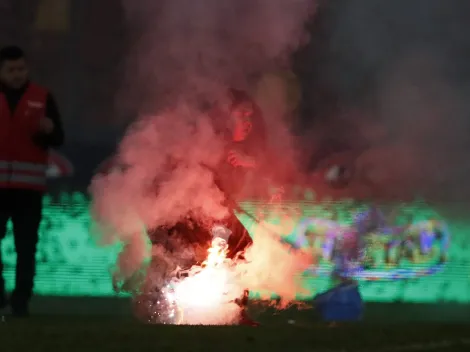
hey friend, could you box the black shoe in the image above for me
[0,293,7,311]
[10,292,30,317]
[11,306,29,318]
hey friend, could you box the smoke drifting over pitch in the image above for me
[121,0,315,112]
[90,0,317,307]
[300,0,470,201]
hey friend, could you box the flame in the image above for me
[205,237,229,267]
[167,236,243,325]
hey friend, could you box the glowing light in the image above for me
[165,235,243,325]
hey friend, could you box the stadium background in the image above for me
[1,0,469,304]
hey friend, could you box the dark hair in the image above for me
[0,45,25,66]
[228,88,252,108]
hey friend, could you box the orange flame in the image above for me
[168,237,242,325]
[204,237,229,267]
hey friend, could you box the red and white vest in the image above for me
[0,83,49,191]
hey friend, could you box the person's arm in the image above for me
[33,93,65,149]
[226,123,267,169]
[226,148,257,168]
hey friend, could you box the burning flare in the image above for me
[165,232,244,325]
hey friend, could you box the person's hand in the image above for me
[39,117,54,134]
[227,150,256,168]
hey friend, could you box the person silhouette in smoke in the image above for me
[132,88,270,326]
[211,88,268,257]
[174,88,268,326]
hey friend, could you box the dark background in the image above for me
[3,0,470,194]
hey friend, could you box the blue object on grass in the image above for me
[314,282,363,322]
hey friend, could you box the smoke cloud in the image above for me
[90,107,228,286]
[300,0,470,201]
[120,0,314,113]
[237,219,312,302]
[90,0,317,312]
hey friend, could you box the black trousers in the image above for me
[224,209,253,260]
[138,210,252,322]
[156,209,253,264]
[0,189,43,308]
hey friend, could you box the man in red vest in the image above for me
[0,46,64,317]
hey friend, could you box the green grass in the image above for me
[0,311,469,352]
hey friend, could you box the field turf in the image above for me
[0,306,469,352]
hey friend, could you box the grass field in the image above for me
[0,306,469,352]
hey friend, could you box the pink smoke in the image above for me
[237,220,313,303]
[89,0,318,318]
[90,106,228,282]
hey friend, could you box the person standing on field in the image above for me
[0,45,64,317]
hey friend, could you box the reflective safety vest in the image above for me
[0,83,49,191]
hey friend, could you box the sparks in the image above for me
[165,234,243,325]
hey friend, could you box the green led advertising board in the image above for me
[1,192,469,302]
